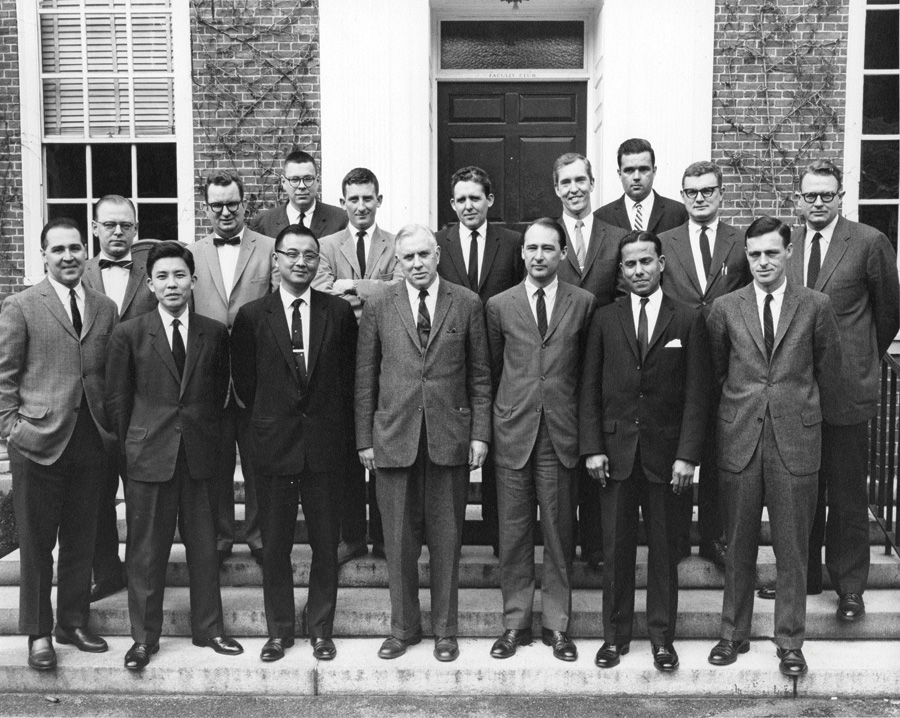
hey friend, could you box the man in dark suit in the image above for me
[0,218,118,670]
[250,150,348,240]
[486,218,596,662]
[356,224,492,663]
[707,216,842,678]
[82,195,158,603]
[106,242,243,671]
[595,138,688,235]
[781,160,899,617]
[436,165,524,555]
[189,172,279,566]
[232,224,357,662]
[659,162,752,568]
[580,230,712,673]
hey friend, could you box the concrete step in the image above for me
[0,636,897,697]
[0,474,9,498]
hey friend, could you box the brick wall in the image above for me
[0,1,23,296]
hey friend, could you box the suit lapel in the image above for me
[668,225,703,295]
[613,198,630,230]
[512,282,543,341]
[427,282,453,347]
[180,315,204,397]
[646,295,674,354]
[149,311,182,387]
[815,217,850,290]
[231,231,256,290]
[705,224,739,295]
[120,260,145,316]
[339,229,360,278]
[558,218,583,277]
[445,225,471,289]
[38,280,79,340]
[306,291,327,382]
[264,292,301,386]
[788,226,806,286]
[616,298,641,364]
[82,260,103,295]
[391,285,421,349]
[479,225,501,292]
[772,282,800,357]
[580,221,604,279]
[368,228,392,279]
[311,204,328,237]
[739,285,767,361]
[80,289,98,339]
[202,239,229,306]
[545,282,573,341]
[646,191,664,233]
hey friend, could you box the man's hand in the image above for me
[671,459,696,495]
[586,454,610,487]
[469,440,488,471]
[358,447,375,472]
[333,278,356,295]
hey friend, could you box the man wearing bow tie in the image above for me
[188,173,279,567]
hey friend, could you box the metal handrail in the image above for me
[869,354,900,556]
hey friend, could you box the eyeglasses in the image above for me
[274,249,318,264]
[283,175,317,188]
[207,201,242,214]
[96,221,136,232]
[799,192,839,204]
[682,186,719,200]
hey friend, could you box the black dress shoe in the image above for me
[837,593,865,622]
[377,633,422,659]
[652,643,679,672]
[677,537,692,561]
[698,540,727,570]
[250,547,264,566]
[337,540,368,566]
[433,636,459,662]
[490,628,533,659]
[28,636,56,671]
[708,638,750,666]
[54,626,108,653]
[586,551,604,571]
[371,542,386,559]
[124,642,158,671]
[311,637,336,660]
[594,641,629,668]
[192,635,244,655]
[260,637,294,662]
[756,585,776,600]
[541,628,577,662]
[777,647,808,676]
[217,548,232,567]
[90,575,126,603]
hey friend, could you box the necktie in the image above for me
[291,297,308,387]
[417,289,431,348]
[213,235,240,247]
[99,259,133,270]
[807,231,822,288]
[356,231,367,278]
[764,293,774,360]
[536,287,547,338]
[638,297,649,363]
[699,225,712,278]
[634,203,643,231]
[69,289,82,336]
[299,212,306,229]
[467,231,479,290]
[574,220,586,269]
[171,318,186,377]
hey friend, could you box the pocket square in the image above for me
[664,338,682,348]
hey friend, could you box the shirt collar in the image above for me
[805,214,839,243]
[280,284,312,309]
[630,285,662,310]
[689,217,719,234]
[406,276,439,301]
[350,223,378,239]
[99,251,133,262]
[47,274,83,302]
[214,226,245,243]
[288,200,317,225]
[625,191,654,212]
[158,303,188,326]
[463,221,488,239]
[753,277,788,302]
[525,275,558,297]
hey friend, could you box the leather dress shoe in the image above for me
[756,585,776,600]
[378,633,422,659]
[337,540,368,566]
[124,642,158,671]
[698,540,727,570]
[541,628,577,662]
[90,574,126,603]
[652,643,680,672]
[260,637,293,662]
[777,647,808,676]
[677,537,692,561]
[371,542,386,559]
[586,551,604,571]
[837,593,865,622]
[433,636,459,662]
[192,635,244,656]
[28,636,56,671]
[490,628,533,659]
[311,637,336,660]
[708,638,750,666]
[217,548,232,567]
[55,626,108,653]
[594,641,629,668]
[250,547,265,566]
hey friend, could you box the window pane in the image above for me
[41,14,83,73]
[46,144,87,199]
[43,79,85,136]
[865,10,899,70]
[47,203,90,250]
[132,14,173,72]
[860,140,899,200]
[136,143,177,197]
[136,203,177,240]
[134,79,175,136]
[863,75,899,134]
[859,205,898,252]
[85,14,128,73]
[441,21,584,70]
[91,144,132,197]
[87,78,130,136]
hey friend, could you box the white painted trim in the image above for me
[171,0,196,243]
[842,0,866,221]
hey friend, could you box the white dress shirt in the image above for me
[803,215,837,285]
[630,285,663,340]
[159,304,189,351]
[561,213,594,260]
[98,251,132,314]
[406,276,438,325]
[688,218,720,292]
[625,191,656,231]
[525,275,558,327]
[753,278,787,337]
[459,221,487,278]
[280,285,311,364]
[287,199,317,228]
[214,226,244,300]
[47,274,85,327]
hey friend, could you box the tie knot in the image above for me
[292,297,303,309]
[764,293,773,305]
[640,297,649,308]
[536,287,544,298]
[357,231,365,240]
[635,203,642,210]
[172,318,181,328]
[70,289,77,298]
[700,225,708,233]
[471,231,479,241]
[811,232,822,243]
[575,220,584,229]
[418,289,428,301]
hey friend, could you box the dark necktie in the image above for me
[99,259,133,270]
[299,212,306,229]
[417,289,431,348]
[764,293,774,360]
[699,225,712,278]
[468,231,479,290]
[807,231,822,288]
[69,289,82,337]
[291,298,308,387]
[356,231,367,278]
[213,235,240,247]
[638,297,649,363]
[536,287,547,338]
[171,318,186,377]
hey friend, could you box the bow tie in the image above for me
[214,235,241,247]
[99,259,133,270]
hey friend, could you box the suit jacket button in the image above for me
[635,418,640,424]
[418,406,423,412]
[535,407,541,413]
[701,301,707,306]
[757,417,763,423]
[540,376,545,381]
[175,426,181,432]
[639,392,644,398]
[422,377,426,382]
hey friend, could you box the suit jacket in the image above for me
[231,289,358,476]
[556,215,629,307]
[82,254,157,321]
[595,191,689,235]
[579,292,712,483]
[312,225,402,322]
[436,223,524,304]
[106,310,229,483]
[0,278,118,464]
[249,200,348,241]
[787,216,900,425]
[487,280,597,470]
[659,221,751,319]
[707,282,842,475]
[356,279,492,468]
